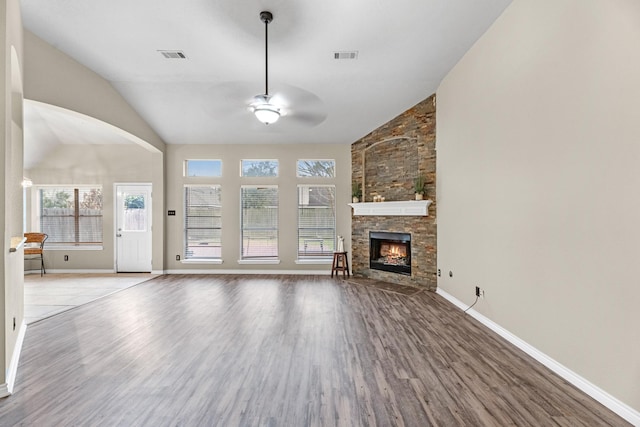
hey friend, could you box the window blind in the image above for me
[185,186,222,259]
[297,185,335,258]
[241,186,278,258]
[39,187,103,245]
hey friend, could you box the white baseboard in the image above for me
[32,269,334,276]
[45,269,115,274]
[29,269,163,275]
[0,321,27,398]
[32,269,332,276]
[26,269,115,275]
[24,269,45,275]
[164,269,332,275]
[436,288,640,426]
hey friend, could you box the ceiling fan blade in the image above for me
[287,111,328,126]
[269,84,327,127]
[203,81,327,127]
[202,81,258,118]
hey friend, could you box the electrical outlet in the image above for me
[437,269,441,277]
[64,255,69,261]
[13,317,16,331]
[176,255,180,261]
[475,286,485,298]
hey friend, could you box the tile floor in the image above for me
[23,273,159,324]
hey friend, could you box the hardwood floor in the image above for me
[24,273,158,324]
[0,275,629,426]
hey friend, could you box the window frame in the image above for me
[184,159,223,177]
[184,185,222,262]
[35,185,104,249]
[239,185,279,263]
[296,159,336,178]
[240,159,279,178]
[297,184,336,260]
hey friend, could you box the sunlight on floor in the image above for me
[23,273,159,324]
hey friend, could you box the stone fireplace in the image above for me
[350,94,436,290]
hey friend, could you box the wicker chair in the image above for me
[24,232,48,276]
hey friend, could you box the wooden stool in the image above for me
[331,252,350,278]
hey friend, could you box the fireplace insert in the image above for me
[369,231,411,276]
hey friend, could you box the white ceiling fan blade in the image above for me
[269,84,327,127]
[203,81,327,127]
[203,81,259,118]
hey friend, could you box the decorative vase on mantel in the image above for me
[415,193,424,201]
[352,196,360,203]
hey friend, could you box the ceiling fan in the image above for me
[204,11,327,128]
[250,11,280,125]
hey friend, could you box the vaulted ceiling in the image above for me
[21,0,512,164]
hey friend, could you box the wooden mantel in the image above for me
[349,200,432,216]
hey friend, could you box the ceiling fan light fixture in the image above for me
[253,103,280,125]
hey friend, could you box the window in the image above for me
[185,160,222,177]
[241,186,278,259]
[185,186,222,260]
[298,185,335,258]
[297,160,335,178]
[123,194,146,232]
[241,160,279,177]
[38,187,103,247]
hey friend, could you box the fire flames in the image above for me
[377,243,408,265]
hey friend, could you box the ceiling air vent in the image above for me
[333,51,358,60]
[159,50,187,59]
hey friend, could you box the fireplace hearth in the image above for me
[369,231,411,276]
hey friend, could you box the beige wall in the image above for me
[437,0,640,414]
[166,144,351,272]
[22,31,167,273]
[23,31,166,154]
[27,144,160,271]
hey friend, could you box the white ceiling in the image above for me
[21,0,512,159]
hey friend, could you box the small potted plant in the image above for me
[414,175,426,200]
[352,182,362,203]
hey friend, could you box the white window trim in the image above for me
[45,246,103,251]
[184,159,223,177]
[296,184,336,261]
[237,259,281,265]
[240,184,279,260]
[296,159,336,178]
[240,159,279,177]
[33,185,104,248]
[295,258,332,265]
[181,259,224,265]
[184,184,222,261]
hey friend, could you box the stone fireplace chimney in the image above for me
[350,94,437,290]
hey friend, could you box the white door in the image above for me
[116,184,152,272]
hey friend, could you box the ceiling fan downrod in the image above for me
[260,11,273,97]
[252,10,280,125]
